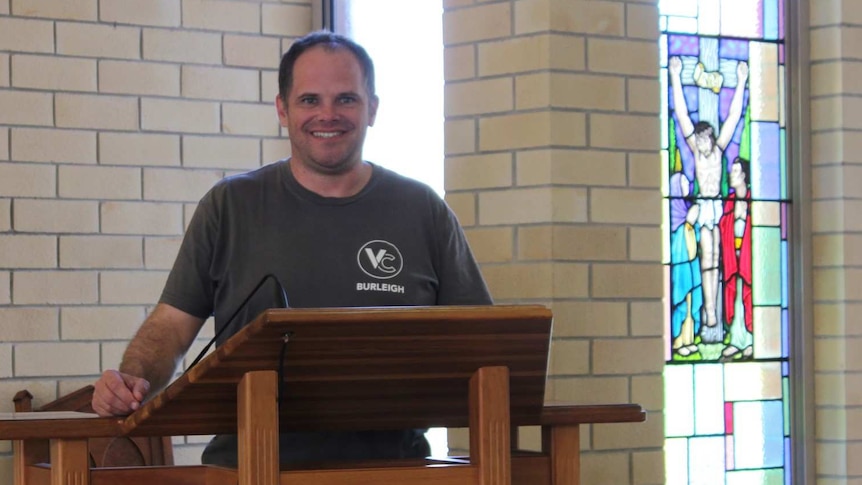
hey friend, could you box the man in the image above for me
[92,31,492,466]
[720,157,753,359]
[668,56,748,343]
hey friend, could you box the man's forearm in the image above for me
[670,76,694,135]
[728,83,746,121]
[119,304,204,396]
[717,81,747,148]
[119,324,185,395]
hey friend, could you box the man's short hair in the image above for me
[693,121,716,141]
[733,156,751,186]
[278,30,376,100]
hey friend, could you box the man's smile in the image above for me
[312,131,343,138]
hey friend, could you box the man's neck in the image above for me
[289,159,373,198]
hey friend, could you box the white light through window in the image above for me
[343,1,445,196]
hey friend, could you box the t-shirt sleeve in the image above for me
[433,201,493,305]
[159,187,220,319]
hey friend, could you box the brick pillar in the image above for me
[443,1,664,483]
[810,0,862,481]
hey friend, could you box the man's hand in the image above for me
[737,61,749,83]
[92,369,150,416]
[669,56,682,77]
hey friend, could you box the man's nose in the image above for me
[317,101,339,121]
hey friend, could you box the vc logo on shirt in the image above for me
[357,240,403,279]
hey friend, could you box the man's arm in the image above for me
[669,57,697,154]
[92,303,205,416]
[716,61,749,150]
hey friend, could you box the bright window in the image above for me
[333,0,445,196]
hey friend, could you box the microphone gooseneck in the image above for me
[184,273,289,372]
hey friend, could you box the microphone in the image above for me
[185,273,289,372]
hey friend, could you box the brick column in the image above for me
[809,0,862,482]
[443,1,664,483]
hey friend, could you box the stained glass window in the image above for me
[660,0,790,483]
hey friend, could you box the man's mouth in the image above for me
[312,131,343,138]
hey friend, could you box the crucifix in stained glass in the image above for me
[660,0,791,484]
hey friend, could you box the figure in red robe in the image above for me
[720,158,753,359]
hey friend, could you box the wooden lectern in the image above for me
[1,305,645,485]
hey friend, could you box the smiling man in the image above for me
[91,31,492,467]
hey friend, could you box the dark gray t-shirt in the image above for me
[159,160,492,466]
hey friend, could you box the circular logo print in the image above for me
[357,240,403,280]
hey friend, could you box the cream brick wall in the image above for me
[59,236,143,269]
[443,1,664,482]
[100,0,181,27]
[11,0,96,21]
[0,0,311,477]
[56,93,139,130]
[141,98,221,133]
[0,91,52,125]
[100,132,180,166]
[56,22,140,59]
[11,55,97,92]
[811,0,862,482]
[13,128,97,164]
[224,35,280,69]
[0,307,58,341]
[99,60,180,97]
[143,29,223,64]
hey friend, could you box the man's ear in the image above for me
[275,94,289,127]
[368,95,379,127]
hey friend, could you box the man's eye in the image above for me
[299,97,317,105]
[338,96,357,104]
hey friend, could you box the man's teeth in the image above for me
[313,132,340,138]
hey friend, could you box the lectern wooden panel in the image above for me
[0,305,647,485]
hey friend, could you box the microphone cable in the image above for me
[184,273,289,372]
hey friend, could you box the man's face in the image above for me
[276,46,378,175]
[729,162,745,189]
[694,130,714,155]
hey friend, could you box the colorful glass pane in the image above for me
[662,0,791,482]
[752,226,782,305]
[752,122,782,199]
[733,400,784,468]
[780,128,787,198]
[753,306,782,358]
[751,201,780,226]
[764,0,780,41]
[724,362,782,401]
